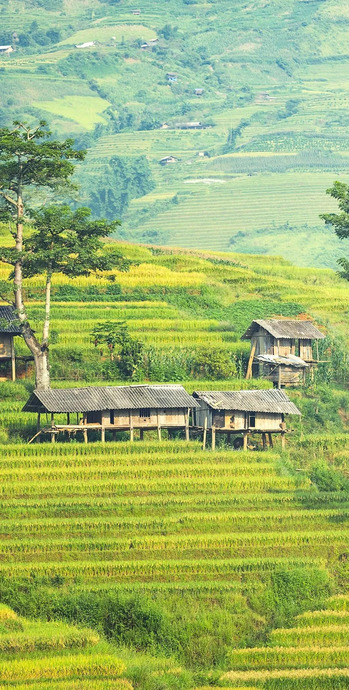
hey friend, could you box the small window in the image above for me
[248,414,256,428]
[140,408,151,419]
[110,410,115,425]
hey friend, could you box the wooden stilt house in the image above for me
[241,319,325,386]
[0,306,33,381]
[23,384,199,443]
[193,389,301,450]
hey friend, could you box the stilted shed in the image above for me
[193,389,301,450]
[241,319,325,386]
[23,384,199,443]
[0,306,33,381]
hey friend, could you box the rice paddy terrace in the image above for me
[1,438,349,688]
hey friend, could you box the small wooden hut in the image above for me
[193,389,301,450]
[0,306,34,381]
[241,319,325,386]
[23,384,199,443]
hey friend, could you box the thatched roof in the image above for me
[193,389,301,415]
[0,306,22,335]
[241,319,325,341]
[23,384,199,414]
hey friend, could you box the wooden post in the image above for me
[130,421,134,442]
[50,414,55,444]
[243,432,248,451]
[246,338,256,380]
[101,426,105,443]
[67,412,70,425]
[37,413,41,432]
[211,425,216,450]
[185,408,189,441]
[112,430,117,442]
[76,413,79,425]
[140,428,144,441]
[10,337,15,382]
[281,431,286,450]
[157,425,162,441]
[316,340,319,362]
[83,428,88,444]
[262,432,267,450]
[268,432,273,448]
[278,364,282,389]
[202,416,207,450]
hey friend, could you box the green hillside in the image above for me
[1,0,349,266]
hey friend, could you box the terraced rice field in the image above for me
[0,603,129,689]
[0,441,348,587]
[223,595,349,688]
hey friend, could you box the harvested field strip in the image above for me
[270,625,349,647]
[0,654,125,681]
[0,557,323,582]
[1,508,347,539]
[0,475,300,498]
[228,645,349,670]
[1,491,348,520]
[0,461,276,482]
[1,529,347,561]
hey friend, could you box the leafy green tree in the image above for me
[321,181,349,279]
[92,321,144,379]
[0,121,123,389]
[81,155,155,220]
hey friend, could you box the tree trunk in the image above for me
[34,349,50,391]
[13,185,51,390]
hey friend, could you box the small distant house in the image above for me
[0,45,13,55]
[195,88,204,96]
[176,121,211,130]
[161,123,170,129]
[23,384,199,443]
[193,389,300,449]
[75,41,95,49]
[140,42,149,49]
[149,38,158,44]
[132,8,141,14]
[0,306,33,381]
[166,72,177,82]
[242,319,325,386]
[159,155,178,165]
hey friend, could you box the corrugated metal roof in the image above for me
[193,389,301,415]
[241,319,325,341]
[0,306,22,335]
[23,384,200,413]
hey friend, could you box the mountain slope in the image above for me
[1,0,349,266]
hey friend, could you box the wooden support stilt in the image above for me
[211,425,216,451]
[157,426,162,441]
[10,338,16,382]
[202,416,207,450]
[83,428,88,444]
[281,431,286,450]
[130,425,134,442]
[185,409,190,441]
[37,413,41,432]
[140,429,144,441]
[262,432,267,450]
[112,431,117,442]
[246,338,256,380]
[277,364,282,389]
[67,412,70,425]
[51,432,56,444]
[243,432,248,451]
[268,432,273,448]
[101,426,105,443]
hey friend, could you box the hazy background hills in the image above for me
[1,0,349,267]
